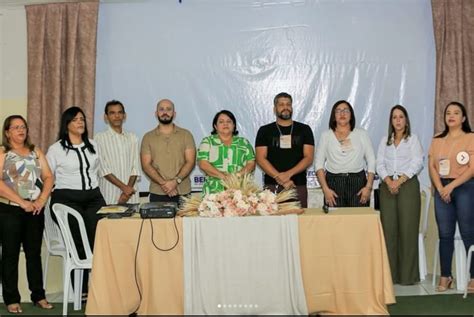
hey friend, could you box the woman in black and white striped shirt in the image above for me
[46,106,106,295]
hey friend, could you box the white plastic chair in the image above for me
[432,222,466,291]
[52,203,93,316]
[463,245,474,298]
[418,184,431,281]
[43,199,67,290]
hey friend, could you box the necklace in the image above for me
[334,129,350,144]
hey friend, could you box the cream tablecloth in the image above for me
[86,208,394,315]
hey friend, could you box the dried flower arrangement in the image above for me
[178,173,304,217]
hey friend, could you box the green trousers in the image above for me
[379,176,420,285]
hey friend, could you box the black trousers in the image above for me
[325,170,369,207]
[0,202,46,305]
[50,187,106,293]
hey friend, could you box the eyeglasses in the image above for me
[335,109,351,115]
[9,125,27,131]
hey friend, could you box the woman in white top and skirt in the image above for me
[315,100,376,207]
[376,105,424,285]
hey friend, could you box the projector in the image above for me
[139,202,177,218]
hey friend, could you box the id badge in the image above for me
[280,135,292,149]
[438,159,450,176]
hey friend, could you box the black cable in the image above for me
[132,218,145,314]
[131,215,178,314]
[149,216,179,251]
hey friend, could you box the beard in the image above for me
[158,115,174,124]
[277,110,292,120]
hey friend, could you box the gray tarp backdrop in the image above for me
[94,0,435,192]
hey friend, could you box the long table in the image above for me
[86,208,395,315]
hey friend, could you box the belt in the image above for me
[0,197,31,207]
[389,174,417,180]
[327,170,365,177]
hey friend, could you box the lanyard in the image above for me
[275,122,293,136]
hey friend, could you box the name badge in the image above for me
[456,151,470,165]
[439,159,450,176]
[280,135,292,149]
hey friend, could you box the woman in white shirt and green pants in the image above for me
[376,105,424,285]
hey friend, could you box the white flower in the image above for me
[233,190,243,201]
[188,173,287,217]
[199,200,222,217]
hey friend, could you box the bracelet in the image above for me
[365,186,372,190]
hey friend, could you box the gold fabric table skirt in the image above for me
[86,207,395,315]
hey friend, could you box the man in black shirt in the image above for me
[255,92,315,208]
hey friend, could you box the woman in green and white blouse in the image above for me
[197,110,255,195]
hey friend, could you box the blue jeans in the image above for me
[434,178,474,277]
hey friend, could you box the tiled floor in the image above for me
[393,274,464,296]
[0,274,468,304]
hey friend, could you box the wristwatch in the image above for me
[175,176,182,184]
